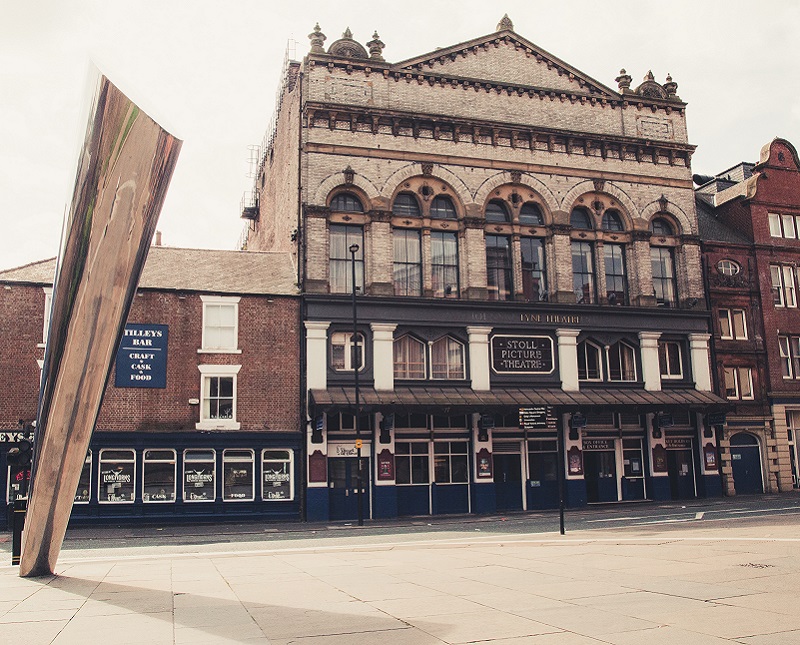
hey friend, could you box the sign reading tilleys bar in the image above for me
[114,323,168,388]
[491,335,554,374]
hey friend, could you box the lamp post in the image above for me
[349,243,364,526]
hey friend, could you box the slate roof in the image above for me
[695,197,751,246]
[0,247,299,296]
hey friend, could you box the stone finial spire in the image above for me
[367,31,385,61]
[644,70,655,82]
[615,69,632,93]
[663,73,678,98]
[497,14,514,31]
[343,27,353,39]
[308,23,326,53]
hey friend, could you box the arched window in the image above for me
[570,207,593,230]
[330,192,364,213]
[601,210,624,231]
[608,341,637,382]
[577,340,603,381]
[650,217,674,236]
[430,195,457,219]
[485,199,510,223]
[519,202,544,225]
[394,335,426,379]
[431,337,465,380]
[392,193,420,217]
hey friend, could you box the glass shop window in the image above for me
[262,450,294,501]
[142,449,176,503]
[98,449,136,504]
[528,439,558,485]
[183,449,216,502]
[74,451,92,504]
[395,442,430,485]
[433,441,469,483]
[223,449,255,501]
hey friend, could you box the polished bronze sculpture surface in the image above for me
[20,75,181,577]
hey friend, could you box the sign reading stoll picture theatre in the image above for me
[491,335,554,374]
[115,323,168,388]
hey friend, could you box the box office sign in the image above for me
[115,323,168,388]
[491,335,554,374]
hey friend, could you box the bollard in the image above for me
[11,499,26,566]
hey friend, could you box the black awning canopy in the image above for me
[310,386,730,415]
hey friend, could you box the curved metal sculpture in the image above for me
[20,75,181,577]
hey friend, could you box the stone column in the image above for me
[638,331,662,391]
[467,326,492,391]
[305,321,330,391]
[556,328,580,392]
[689,333,712,391]
[371,323,397,391]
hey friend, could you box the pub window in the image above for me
[200,295,240,352]
[262,449,294,501]
[142,449,176,503]
[395,442,430,485]
[430,231,459,298]
[198,364,241,430]
[432,414,469,429]
[486,234,513,301]
[528,439,558,485]
[519,202,544,225]
[430,195,457,220]
[719,309,747,340]
[331,331,364,371]
[98,449,135,504]
[394,334,426,379]
[183,449,216,502]
[658,340,683,379]
[608,341,637,382]
[330,192,364,213]
[223,449,255,502]
[430,336,465,380]
[604,243,627,305]
[326,412,372,432]
[651,246,677,307]
[392,192,421,218]
[485,199,510,223]
[572,241,596,304]
[329,224,364,294]
[577,340,603,381]
[433,441,469,483]
[520,237,547,302]
[393,229,422,296]
[74,450,91,504]
[393,413,429,429]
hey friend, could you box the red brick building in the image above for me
[697,138,800,495]
[0,246,301,527]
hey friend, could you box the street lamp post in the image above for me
[349,243,364,527]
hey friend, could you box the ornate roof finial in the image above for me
[615,69,632,93]
[367,31,385,61]
[343,27,353,39]
[644,70,655,82]
[497,14,514,31]
[663,73,678,98]
[308,23,326,54]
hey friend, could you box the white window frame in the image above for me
[330,331,365,372]
[658,340,683,379]
[577,340,603,382]
[39,287,53,348]
[183,449,216,502]
[394,334,426,380]
[261,449,295,501]
[719,309,748,340]
[222,449,255,502]
[771,265,797,308]
[74,450,92,504]
[98,449,136,504]
[199,295,241,353]
[769,213,782,237]
[606,341,637,382]
[196,364,241,430]
[724,366,754,400]
[716,259,740,276]
[778,335,800,379]
[142,449,177,503]
[783,214,798,239]
[429,336,466,380]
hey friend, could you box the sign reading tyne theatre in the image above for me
[491,335,554,374]
[114,323,168,388]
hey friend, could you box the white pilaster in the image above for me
[639,331,663,392]
[556,329,580,392]
[305,321,330,391]
[371,323,397,391]
[467,326,492,391]
[689,333,712,391]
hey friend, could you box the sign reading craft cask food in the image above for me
[491,335,554,374]
[114,323,168,388]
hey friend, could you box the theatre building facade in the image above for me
[0,247,301,529]
[245,17,727,521]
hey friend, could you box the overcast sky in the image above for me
[2,1,798,271]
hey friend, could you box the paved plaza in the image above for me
[2,504,800,644]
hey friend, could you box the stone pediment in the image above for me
[394,29,618,99]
